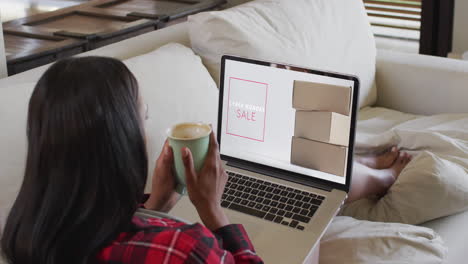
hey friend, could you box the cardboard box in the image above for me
[291,137,348,177]
[294,111,350,146]
[292,80,351,116]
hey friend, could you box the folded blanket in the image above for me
[342,107,468,225]
[321,216,447,264]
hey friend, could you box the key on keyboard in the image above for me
[220,171,327,231]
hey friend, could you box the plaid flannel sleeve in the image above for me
[175,223,263,264]
[212,224,264,264]
[138,194,263,263]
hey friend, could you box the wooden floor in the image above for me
[0,0,88,22]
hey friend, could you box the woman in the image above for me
[1,57,263,264]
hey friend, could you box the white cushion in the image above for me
[188,0,377,108]
[321,216,447,263]
[375,49,468,115]
[123,43,219,190]
[0,82,35,230]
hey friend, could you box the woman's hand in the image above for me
[182,131,229,231]
[144,141,180,213]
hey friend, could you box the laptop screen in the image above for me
[219,56,357,186]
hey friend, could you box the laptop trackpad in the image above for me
[225,210,267,238]
[170,197,266,238]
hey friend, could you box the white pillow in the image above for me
[341,151,468,225]
[188,0,377,108]
[0,82,35,231]
[123,43,219,190]
[321,216,447,264]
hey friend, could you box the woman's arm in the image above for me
[180,223,263,264]
[182,131,263,263]
[213,224,263,263]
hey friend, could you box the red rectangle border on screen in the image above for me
[226,77,268,142]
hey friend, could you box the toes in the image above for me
[383,146,400,165]
[403,153,412,163]
[406,155,413,164]
[398,153,406,164]
[397,152,413,166]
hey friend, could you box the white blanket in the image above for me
[355,107,468,156]
[319,107,468,263]
[342,107,468,225]
[321,216,447,264]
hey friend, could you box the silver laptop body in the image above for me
[172,55,359,264]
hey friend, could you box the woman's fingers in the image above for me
[182,147,197,185]
[208,131,219,156]
[206,131,221,169]
[156,141,173,174]
[145,141,177,211]
[163,142,173,163]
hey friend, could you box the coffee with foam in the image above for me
[167,122,212,194]
[169,123,211,140]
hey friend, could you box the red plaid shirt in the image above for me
[97,215,264,263]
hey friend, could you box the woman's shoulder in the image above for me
[97,216,219,263]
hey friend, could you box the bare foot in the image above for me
[347,153,413,203]
[355,146,399,169]
[373,152,412,196]
[386,152,412,179]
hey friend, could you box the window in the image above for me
[364,0,455,57]
[365,0,421,41]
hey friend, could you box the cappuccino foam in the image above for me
[170,123,211,139]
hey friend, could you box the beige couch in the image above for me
[1,5,468,264]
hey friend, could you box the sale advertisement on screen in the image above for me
[226,77,268,142]
[220,59,355,185]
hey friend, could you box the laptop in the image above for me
[171,55,359,263]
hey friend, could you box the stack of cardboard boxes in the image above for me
[290,80,352,177]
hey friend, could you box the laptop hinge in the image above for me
[226,160,333,192]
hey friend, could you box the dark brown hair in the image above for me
[1,57,148,264]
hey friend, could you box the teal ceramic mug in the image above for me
[167,122,211,195]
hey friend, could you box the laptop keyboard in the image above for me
[221,171,326,231]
